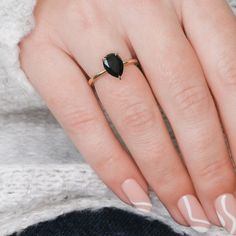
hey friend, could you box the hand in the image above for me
[19,0,236,233]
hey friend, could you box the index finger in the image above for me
[19,42,151,211]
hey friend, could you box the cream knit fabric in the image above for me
[0,1,235,236]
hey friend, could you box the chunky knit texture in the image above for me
[11,208,188,236]
[0,1,236,236]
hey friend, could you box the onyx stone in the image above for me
[103,53,124,78]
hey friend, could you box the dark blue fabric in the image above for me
[11,208,188,236]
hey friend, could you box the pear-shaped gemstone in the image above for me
[103,53,124,78]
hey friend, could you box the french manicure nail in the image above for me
[178,195,211,233]
[121,179,152,213]
[215,193,236,235]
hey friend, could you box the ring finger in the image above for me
[67,21,212,230]
[120,0,236,227]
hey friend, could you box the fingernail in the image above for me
[215,193,236,235]
[121,179,152,213]
[178,195,211,233]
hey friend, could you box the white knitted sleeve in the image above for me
[229,0,236,13]
[0,0,36,94]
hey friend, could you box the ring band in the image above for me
[88,53,139,87]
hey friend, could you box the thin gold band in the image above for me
[88,58,139,87]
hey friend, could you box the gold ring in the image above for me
[88,53,139,87]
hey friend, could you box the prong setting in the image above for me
[103,53,124,78]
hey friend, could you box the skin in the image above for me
[19,0,236,228]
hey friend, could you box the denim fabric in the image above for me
[11,208,188,236]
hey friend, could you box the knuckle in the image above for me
[118,0,163,17]
[19,34,40,56]
[121,101,156,131]
[173,84,210,117]
[19,39,52,76]
[156,165,181,186]
[94,153,126,187]
[197,158,235,187]
[134,0,156,7]
[122,0,161,10]
[67,0,103,31]
[152,165,189,200]
[19,19,50,53]
[63,107,99,135]
[191,129,214,154]
[95,152,116,171]
[136,139,166,163]
[218,56,236,87]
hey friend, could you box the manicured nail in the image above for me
[215,193,236,235]
[178,195,211,233]
[121,179,152,213]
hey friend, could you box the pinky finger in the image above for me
[20,43,151,212]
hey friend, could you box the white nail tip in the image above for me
[192,226,210,233]
[131,201,152,207]
[131,201,152,213]
[136,207,151,213]
[218,195,236,234]
[183,196,210,225]
[217,211,226,227]
[192,226,209,233]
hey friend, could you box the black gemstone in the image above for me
[103,53,124,78]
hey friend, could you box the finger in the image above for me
[181,1,236,232]
[120,0,236,226]
[19,42,151,211]
[66,18,206,228]
[181,1,236,163]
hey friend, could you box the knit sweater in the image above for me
[0,1,235,236]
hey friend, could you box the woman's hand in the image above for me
[19,0,236,233]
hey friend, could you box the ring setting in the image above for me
[103,53,124,79]
[88,53,139,86]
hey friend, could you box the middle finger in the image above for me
[67,17,199,226]
[121,0,236,225]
